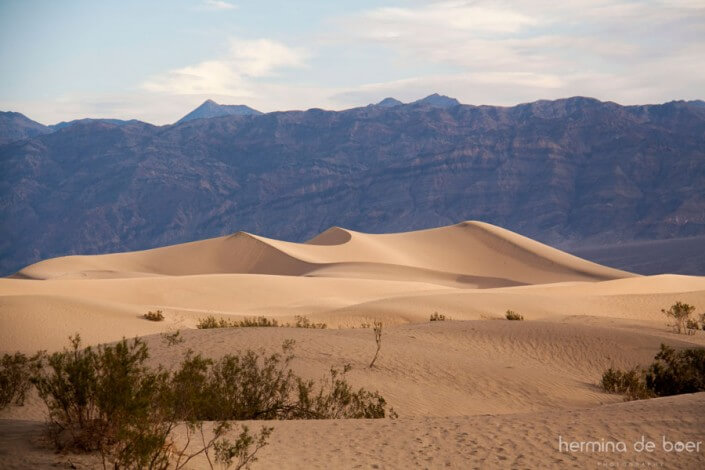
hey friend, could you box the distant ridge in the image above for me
[0,111,51,144]
[177,99,262,124]
[50,118,139,131]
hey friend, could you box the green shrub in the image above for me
[505,310,524,321]
[17,333,394,467]
[662,302,696,334]
[213,424,273,470]
[429,312,446,321]
[0,352,43,409]
[143,310,165,321]
[295,364,391,419]
[169,339,392,421]
[645,344,705,396]
[601,344,705,401]
[600,366,653,400]
[29,335,273,469]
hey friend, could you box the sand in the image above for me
[1,220,704,468]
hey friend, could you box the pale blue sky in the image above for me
[1,0,703,124]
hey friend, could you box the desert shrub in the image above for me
[600,366,653,400]
[31,335,270,469]
[662,302,696,334]
[645,344,705,396]
[293,315,327,329]
[161,330,185,347]
[19,333,393,467]
[0,352,43,409]
[32,335,163,454]
[505,310,524,321]
[144,310,165,322]
[601,344,705,401]
[170,340,392,421]
[197,315,278,329]
[239,317,279,328]
[429,312,446,321]
[197,316,231,329]
[214,424,273,470]
[295,365,390,419]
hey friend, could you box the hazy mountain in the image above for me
[177,99,262,123]
[0,111,51,144]
[50,118,140,131]
[1,96,704,275]
[413,93,461,108]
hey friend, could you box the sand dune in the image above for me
[16,221,631,284]
[1,221,704,468]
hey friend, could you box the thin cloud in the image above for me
[142,38,308,96]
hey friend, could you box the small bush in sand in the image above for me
[429,312,446,321]
[161,330,185,347]
[143,309,165,321]
[0,352,43,409]
[505,310,524,321]
[196,315,279,329]
[369,321,383,368]
[601,344,705,401]
[292,315,327,329]
[662,301,696,334]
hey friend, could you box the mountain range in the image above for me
[1,95,704,276]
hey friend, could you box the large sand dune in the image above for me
[1,221,704,468]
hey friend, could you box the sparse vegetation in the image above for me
[429,312,446,321]
[292,315,327,329]
[600,366,653,400]
[144,309,165,321]
[196,315,328,330]
[8,333,393,468]
[505,310,524,321]
[369,321,383,368]
[661,301,696,334]
[0,351,43,410]
[601,344,705,401]
[196,315,279,329]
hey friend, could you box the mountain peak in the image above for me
[177,100,262,124]
[413,93,461,108]
[376,97,404,108]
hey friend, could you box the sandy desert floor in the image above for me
[1,221,704,468]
